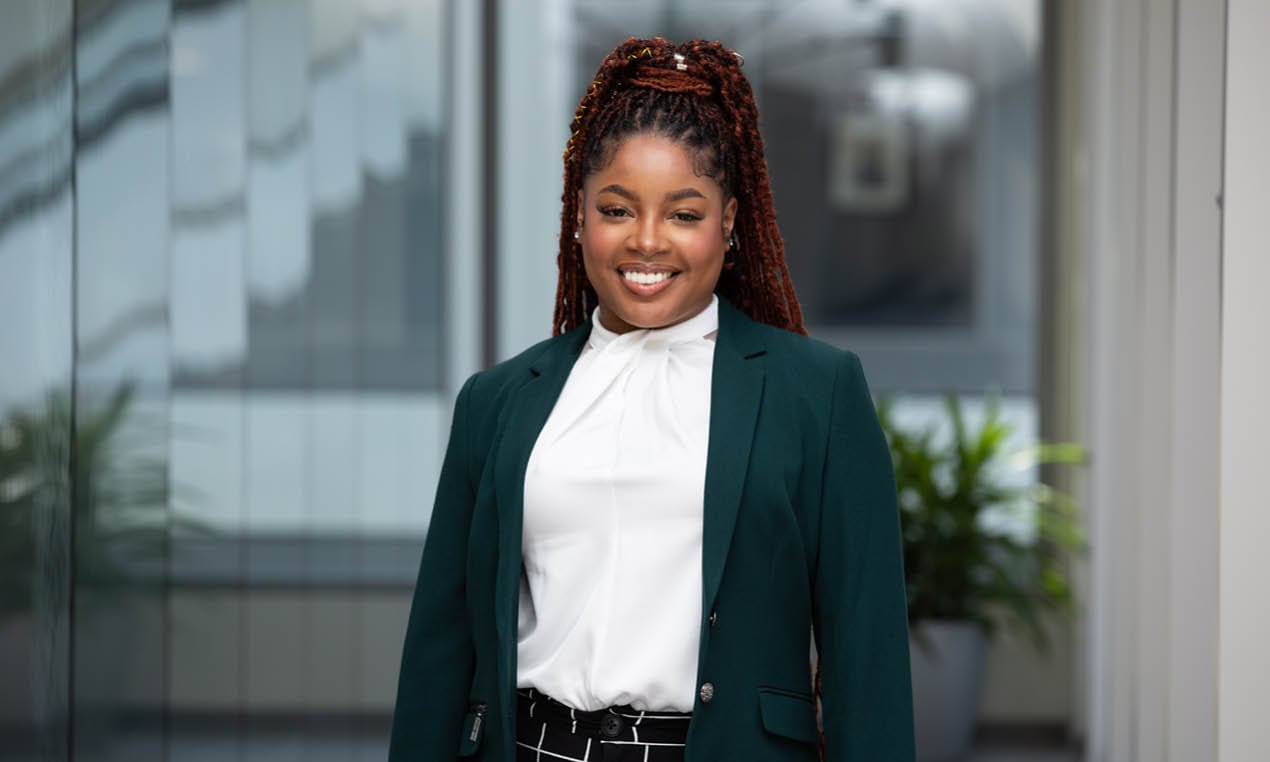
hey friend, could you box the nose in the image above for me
[630,216,668,257]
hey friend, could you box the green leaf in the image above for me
[876,391,1088,650]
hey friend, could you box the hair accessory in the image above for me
[673,53,687,72]
[732,50,745,67]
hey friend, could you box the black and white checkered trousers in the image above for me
[515,688,692,761]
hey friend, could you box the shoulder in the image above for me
[723,303,864,397]
[769,330,871,424]
[446,326,587,473]
[761,322,857,375]
[457,323,589,409]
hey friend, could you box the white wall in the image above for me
[1218,2,1270,760]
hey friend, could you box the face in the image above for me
[576,133,738,334]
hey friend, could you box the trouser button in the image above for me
[601,713,624,738]
[699,682,715,703]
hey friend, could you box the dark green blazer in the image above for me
[389,297,914,761]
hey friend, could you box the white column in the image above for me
[1218,2,1270,761]
[1078,0,1225,758]
[1166,2,1224,760]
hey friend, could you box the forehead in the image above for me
[584,134,724,195]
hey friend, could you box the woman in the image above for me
[389,37,914,762]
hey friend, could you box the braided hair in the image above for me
[553,37,806,336]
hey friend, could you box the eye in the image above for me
[673,211,703,222]
[599,206,631,218]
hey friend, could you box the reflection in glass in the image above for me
[0,2,74,760]
[73,0,172,758]
[4,0,451,759]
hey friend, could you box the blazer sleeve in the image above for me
[812,352,916,761]
[389,373,479,761]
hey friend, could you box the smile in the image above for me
[617,267,679,296]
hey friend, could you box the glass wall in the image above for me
[1,0,451,759]
[0,3,74,758]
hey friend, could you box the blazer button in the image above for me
[708,611,718,627]
[699,682,715,703]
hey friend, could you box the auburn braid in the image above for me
[552,37,806,337]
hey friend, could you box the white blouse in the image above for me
[515,295,718,713]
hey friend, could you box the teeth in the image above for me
[622,270,673,285]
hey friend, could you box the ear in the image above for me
[722,196,739,239]
[576,189,585,229]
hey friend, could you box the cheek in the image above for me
[579,226,630,268]
[580,225,611,253]
[693,236,727,268]
[578,235,612,282]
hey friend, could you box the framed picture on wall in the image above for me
[829,109,911,213]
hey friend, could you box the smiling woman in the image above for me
[551,38,805,340]
[578,134,737,333]
[390,36,915,762]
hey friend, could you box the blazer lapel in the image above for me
[492,323,589,704]
[700,299,767,620]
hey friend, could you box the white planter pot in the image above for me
[910,620,986,762]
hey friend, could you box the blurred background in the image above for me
[1,0,1266,761]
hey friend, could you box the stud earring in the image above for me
[728,233,737,250]
[573,230,581,241]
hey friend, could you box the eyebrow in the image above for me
[597,184,707,202]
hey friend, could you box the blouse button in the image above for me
[708,611,718,627]
[699,682,715,703]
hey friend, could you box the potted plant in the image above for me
[876,392,1086,761]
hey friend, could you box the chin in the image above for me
[610,303,688,331]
